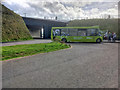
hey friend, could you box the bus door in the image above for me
[77,29,87,42]
[61,28,69,40]
[68,28,78,42]
[86,29,97,42]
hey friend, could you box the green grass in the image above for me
[2,42,70,61]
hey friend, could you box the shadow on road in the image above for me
[66,42,100,45]
[66,41,120,45]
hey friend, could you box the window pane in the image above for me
[78,29,87,36]
[87,29,97,36]
[53,29,61,36]
[61,28,69,36]
[68,28,77,36]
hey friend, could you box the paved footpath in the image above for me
[2,43,118,88]
[2,39,52,46]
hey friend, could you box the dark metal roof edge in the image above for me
[22,17,69,23]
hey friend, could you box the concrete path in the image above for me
[2,43,118,88]
[2,39,52,46]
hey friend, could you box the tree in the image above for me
[108,15,111,19]
[55,16,57,20]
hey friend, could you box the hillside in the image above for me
[2,5,32,42]
[67,19,119,38]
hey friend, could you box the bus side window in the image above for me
[61,28,69,36]
[68,28,77,36]
[78,29,87,36]
[87,29,97,36]
[53,29,61,36]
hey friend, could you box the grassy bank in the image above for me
[2,42,70,61]
[2,4,32,42]
[67,19,119,39]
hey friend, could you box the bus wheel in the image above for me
[96,38,102,43]
[62,38,67,43]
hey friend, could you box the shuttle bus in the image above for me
[51,26,103,43]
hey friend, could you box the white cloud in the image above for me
[90,8,99,13]
[2,0,119,20]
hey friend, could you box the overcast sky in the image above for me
[1,0,119,20]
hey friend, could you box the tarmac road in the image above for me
[2,43,118,88]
